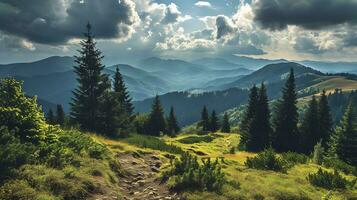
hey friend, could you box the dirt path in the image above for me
[117,152,181,200]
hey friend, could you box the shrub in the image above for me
[323,157,357,176]
[312,141,324,165]
[124,134,183,154]
[245,148,288,172]
[178,135,214,144]
[281,152,309,165]
[307,168,352,190]
[0,180,38,200]
[229,146,236,154]
[164,152,226,193]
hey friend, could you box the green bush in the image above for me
[312,142,324,165]
[178,135,214,144]
[0,180,38,200]
[124,134,183,154]
[281,152,309,165]
[307,168,352,190]
[164,152,226,193]
[323,157,357,176]
[245,148,288,172]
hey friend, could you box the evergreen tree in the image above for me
[300,95,320,154]
[70,23,110,132]
[318,90,333,148]
[167,106,180,136]
[147,95,166,136]
[199,106,210,132]
[47,109,55,125]
[221,113,231,133]
[113,66,134,115]
[328,103,357,165]
[239,85,259,150]
[210,110,219,132]
[98,91,130,137]
[56,104,65,126]
[254,83,271,151]
[272,69,299,152]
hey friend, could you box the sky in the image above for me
[1,0,357,64]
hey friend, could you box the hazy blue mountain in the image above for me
[134,88,249,126]
[223,55,288,70]
[138,57,205,74]
[0,56,74,77]
[221,62,323,89]
[300,60,357,73]
[192,57,246,70]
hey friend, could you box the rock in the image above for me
[151,155,160,160]
[134,192,140,195]
[165,197,172,200]
[151,166,160,172]
[131,161,138,165]
[137,180,145,186]
[154,162,161,168]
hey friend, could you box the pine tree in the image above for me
[147,95,166,136]
[221,113,231,133]
[254,83,271,151]
[167,106,180,136]
[318,90,333,148]
[56,104,65,126]
[113,66,134,115]
[210,110,219,132]
[98,91,130,137]
[328,103,357,165]
[272,69,299,152]
[47,109,55,125]
[199,106,210,132]
[239,85,259,150]
[300,95,320,154]
[70,23,110,132]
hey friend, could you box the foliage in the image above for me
[0,78,47,143]
[245,148,288,172]
[240,83,271,152]
[113,66,134,115]
[307,168,352,190]
[328,103,357,165]
[166,106,180,136]
[209,110,219,132]
[318,90,333,148]
[273,69,299,152]
[146,95,166,136]
[124,134,183,154]
[178,135,214,144]
[221,113,231,133]
[198,106,210,132]
[56,104,65,126]
[70,23,110,132]
[133,113,150,135]
[0,180,39,200]
[300,95,320,153]
[281,152,309,165]
[323,157,357,176]
[164,152,226,193]
[312,141,324,165]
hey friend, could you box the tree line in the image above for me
[239,69,356,166]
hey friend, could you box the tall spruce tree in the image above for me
[272,69,299,152]
[167,106,180,136]
[328,103,357,165]
[239,85,259,150]
[56,104,65,126]
[113,66,134,115]
[221,113,231,133]
[147,95,166,136]
[300,95,320,154]
[210,110,219,132]
[200,106,210,132]
[318,90,333,148]
[253,83,271,151]
[47,109,55,125]
[70,23,110,132]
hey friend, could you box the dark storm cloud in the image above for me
[0,0,138,44]
[253,0,357,30]
[216,16,234,39]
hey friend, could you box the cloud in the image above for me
[0,0,140,44]
[194,1,212,8]
[294,37,324,54]
[253,0,357,30]
[161,3,191,24]
[216,16,235,39]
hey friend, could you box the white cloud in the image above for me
[194,1,212,8]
